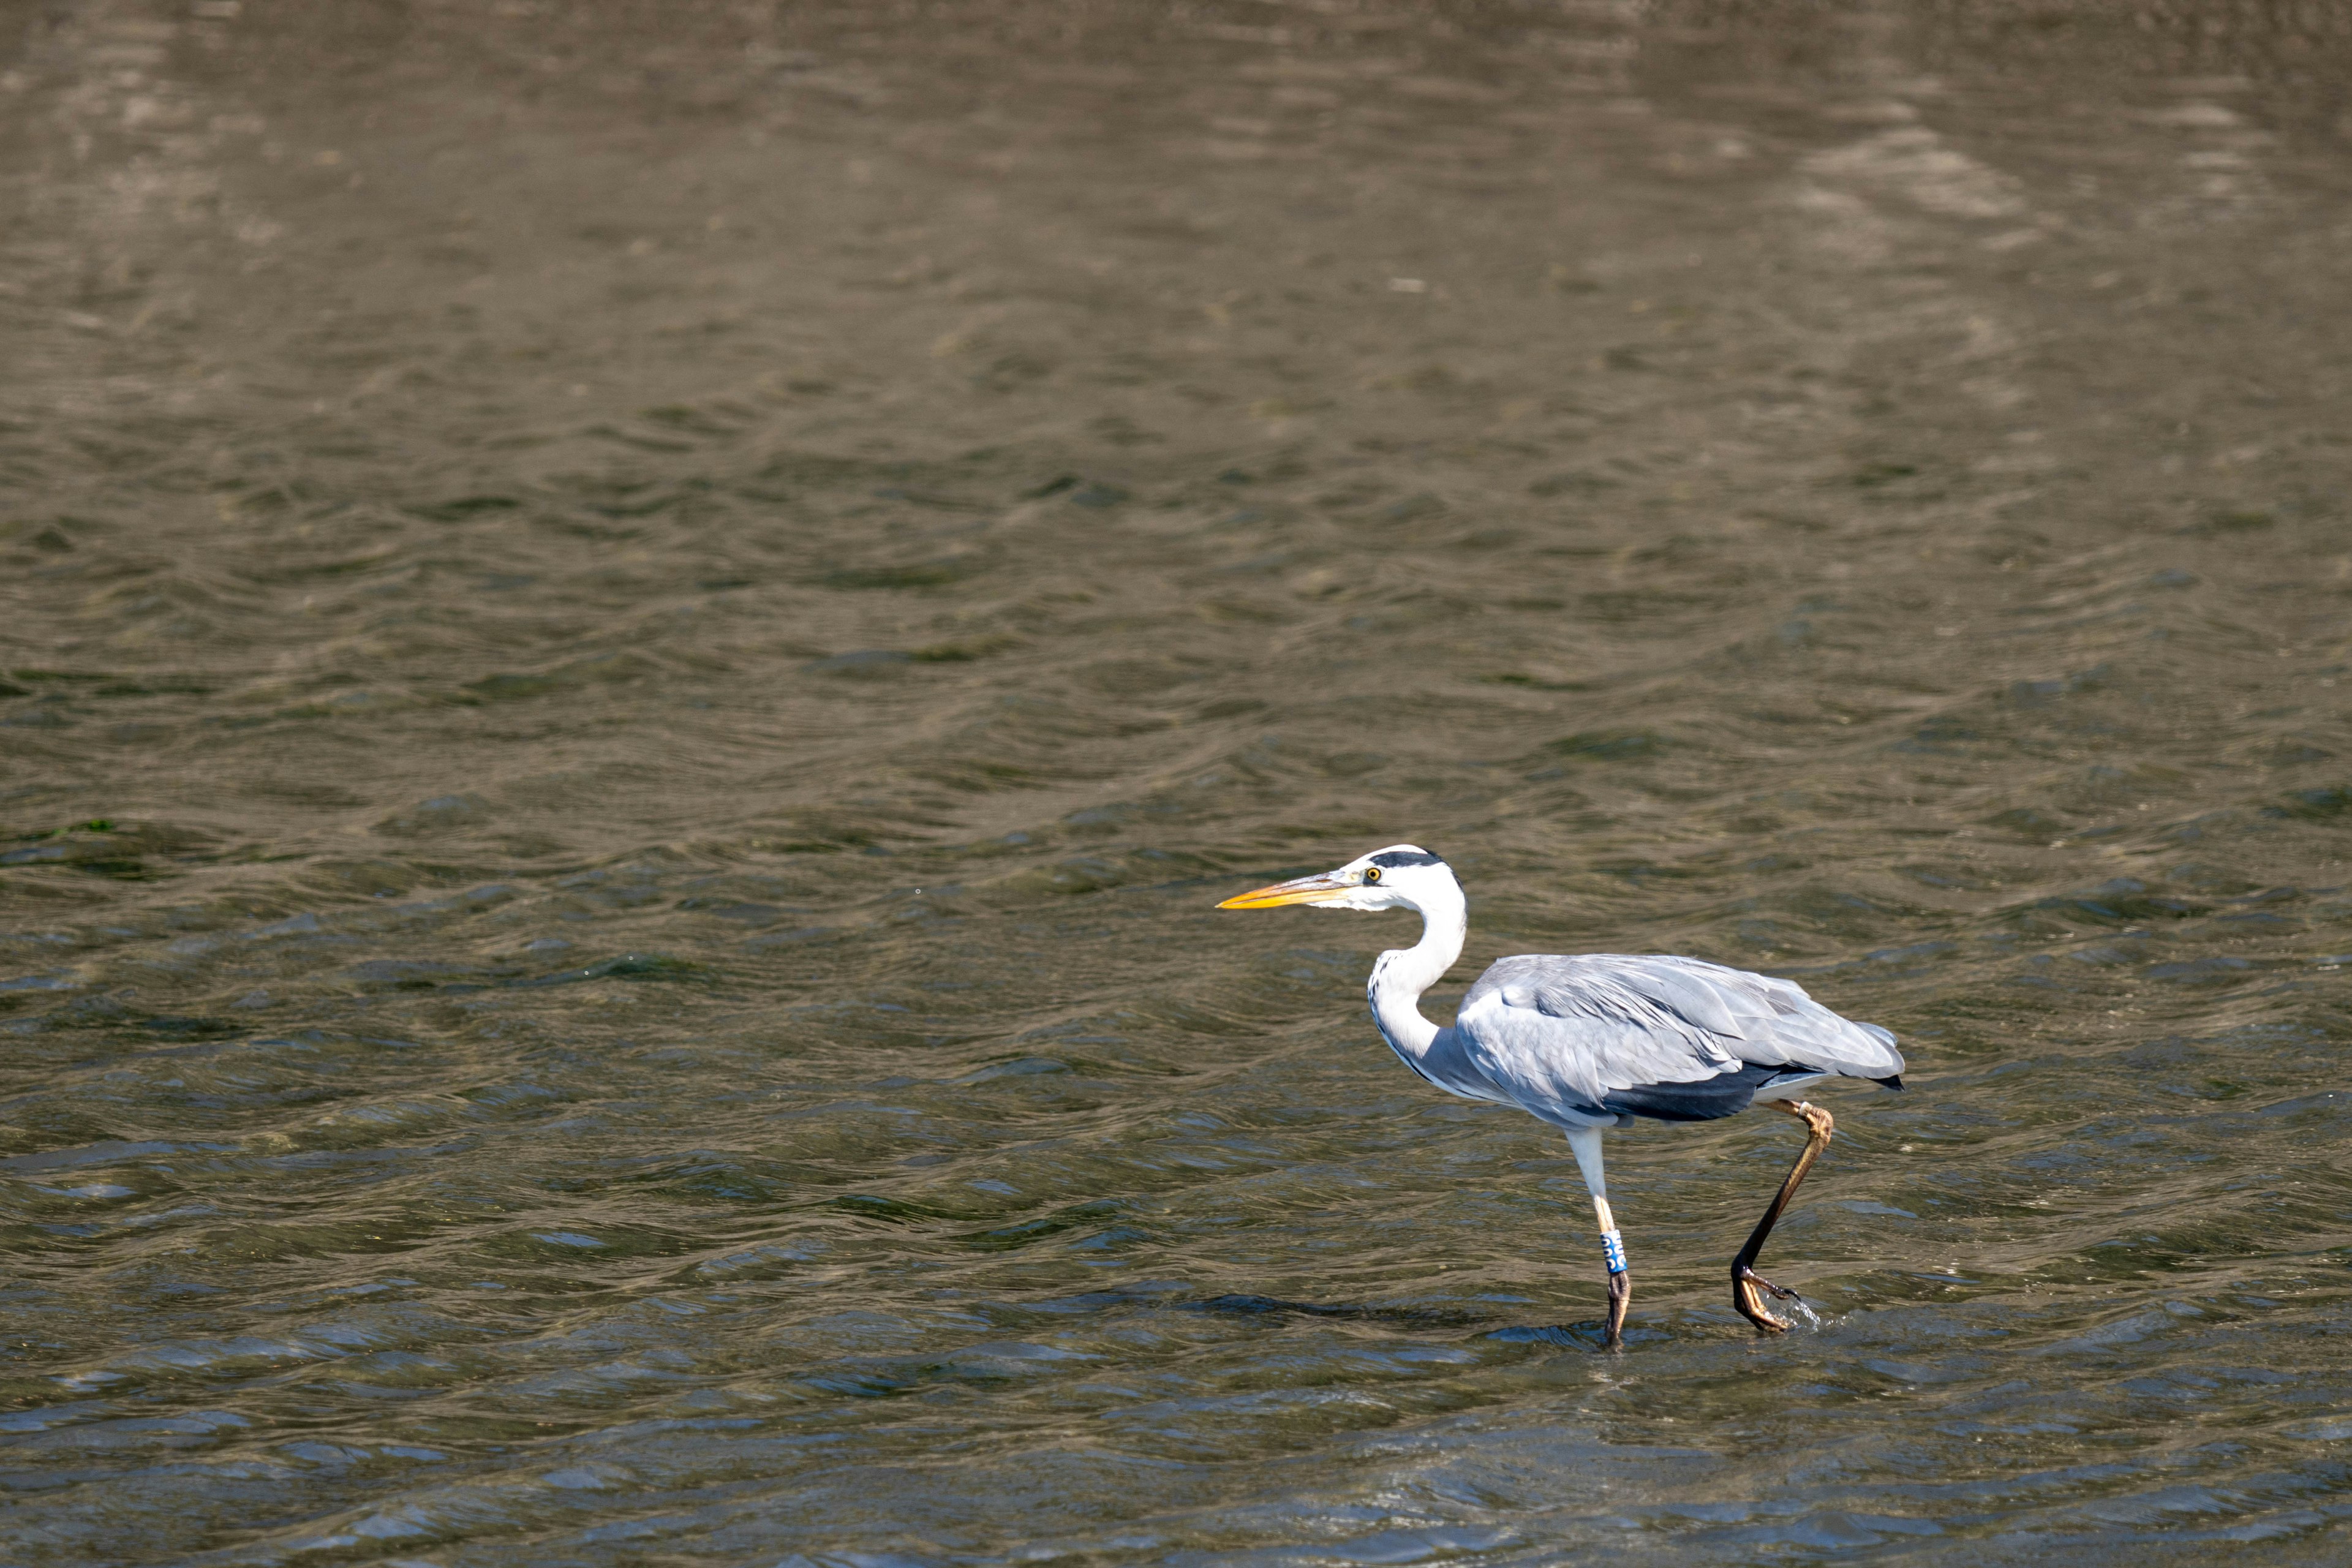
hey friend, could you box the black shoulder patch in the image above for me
[1599,1062,1825,1123]
[1370,848,1444,869]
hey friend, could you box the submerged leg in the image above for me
[1564,1126,1631,1349]
[1731,1099,1834,1334]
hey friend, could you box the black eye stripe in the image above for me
[1368,850,1444,869]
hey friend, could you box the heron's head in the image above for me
[1216,844,1455,914]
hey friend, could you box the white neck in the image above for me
[1366,882,1468,1064]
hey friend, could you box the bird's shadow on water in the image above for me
[1485,1321,1627,1351]
[1174,1292,1633,1351]
[1483,1316,1825,1351]
[1170,1292,1841,1352]
[1176,1292,1487,1328]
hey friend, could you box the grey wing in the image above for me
[1453,953,1904,1125]
[1397,1027,1522,1107]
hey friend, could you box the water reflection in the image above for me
[2,1,2350,1562]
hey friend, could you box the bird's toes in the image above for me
[1736,1265,1802,1303]
[1732,1270,1798,1333]
[1735,1291,1792,1335]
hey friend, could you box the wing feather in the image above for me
[1453,953,1903,1126]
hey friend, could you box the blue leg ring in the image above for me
[1601,1229,1627,1275]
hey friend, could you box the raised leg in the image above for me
[1731,1099,1834,1334]
[1564,1126,1631,1349]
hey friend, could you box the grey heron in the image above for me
[1219,844,1905,1348]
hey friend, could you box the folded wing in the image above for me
[1452,953,1904,1126]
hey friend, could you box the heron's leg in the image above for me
[1564,1126,1631,1349]
[1730,1099,1834,1335]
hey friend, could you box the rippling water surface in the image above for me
[5,2,2352,1562]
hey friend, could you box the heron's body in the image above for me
[1220,844,1905,1346]
[1382,954,1901,1127]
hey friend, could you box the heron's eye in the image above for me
[1362,867,1381,884]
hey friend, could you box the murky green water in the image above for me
[4,1,2351,1562]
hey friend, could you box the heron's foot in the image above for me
[1604,1268,1630,1351]
[1774,1098,1836,1144]
[1733,1264,1800,1334]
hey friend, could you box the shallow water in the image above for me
[4,1,2351,1562]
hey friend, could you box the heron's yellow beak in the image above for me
[1217,873,1349,910]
